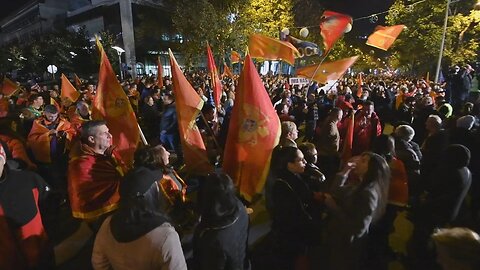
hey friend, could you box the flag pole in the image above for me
[137,123,148,146]
[200,111,223,154]
[308,48,333,83]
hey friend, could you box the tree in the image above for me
[386,0,480,74]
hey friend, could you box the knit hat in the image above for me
[457,115,476,130]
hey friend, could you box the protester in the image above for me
[432,227,480,270]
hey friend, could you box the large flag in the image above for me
[222,62,234,78]
[168,49,213,175]
[223,54,281,201]
[320,10,353,53]
[92,37,139,167]
[356,73,364,98]
[1,77,19,97]
[61,74,80,103]
[248,34,299,66]
[296,56,359,84]
[206,43,222,107]
[231,51,241,63]
[156,56,164,89]
[341,113,354,164]
[74,73,82,89]
[366,25,405,51]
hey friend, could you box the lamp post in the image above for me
[434,0,451,83]
[111,46,125,80]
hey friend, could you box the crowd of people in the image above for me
[1,63,480,270]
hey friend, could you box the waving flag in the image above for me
[206,43,222,107]
[366,25,405,51]
[1,77,19,97]
[157,56,164,89]
[223,54,281,201]
[296,56,359,84]
[231,51,241,63]
[169,49,213,175]
[61,74,80,103]
[320,11,353,53]
[222,62,234,78]
[248,34,299,66]
[74,73,82,89]
[92,37,139,167]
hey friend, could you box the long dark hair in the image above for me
[277,146,301,174]
[357,152,390,223]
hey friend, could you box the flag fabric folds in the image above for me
[1,77,19,97]
[356,73,363,98]
[248,34,299,66]
[206,43,222,107]
[61,74,80,103]
[157,56,164,89]
[231,51,241,64]
[168,49,213,175]
[92,38,139,167]
[296,56,359,84]
[74,73,82,89]
[320,10,352,53]
[223,54,281,201]
[366,25,405,51]
[222,62,234,78]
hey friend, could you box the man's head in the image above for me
[44,104,59,122]
[432,227,480,270]
[329,107,343,122]
[281,121,298,141]
[76,101,90,117]
[29,94,44,108]
[362,100,375,118]
[394,125,415,142]
[81,120,112,154]
[162,93,174,105]
[426,114,442,134]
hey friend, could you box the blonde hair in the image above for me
[432,227,480,268]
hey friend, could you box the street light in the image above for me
[111,46,125,80]
[435,0,451,83]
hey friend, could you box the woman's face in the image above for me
[354,154,370,177]
[287,150,306,174]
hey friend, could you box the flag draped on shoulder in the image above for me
[248,34,299,66]
[92,37,139,167]
[206,43,222,107]
[222,54,281,201]
[231,51,241,64]
[156,56,164,89]
[296,56,359,84]
[1,77,19,97]
[366,25,405,51]
[61,74,80,103]
[168,49,213,175]
[320,11,353,53]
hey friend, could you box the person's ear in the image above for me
[88,135,95,144]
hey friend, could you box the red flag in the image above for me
[61,74,80,103]
[320,11,353,53]
[366,25,405,51]
[74,73,82,89]
[296,56,359,84]
[50,97,61,113]
[248,34,299,66]
[168,49,213,175]
[356,73,363,98]
[92,37,139,167]
[222,62,234,78]
[231,51,241,63]
[341,113,354,164]
[206,43,222,107]
[157,56,164,89]
[222,54,281,201]
[1,77,19,97]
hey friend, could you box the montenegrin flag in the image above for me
[206,43,222,107]
[248,34,299,66]
[320,10,352,53]
[223,54,281,201]
[157,56,164,89]
[168,49,213,175]
[92,37,139,167]
[61,73,80,103]
[366,25,406,51]
[296,56,359,84]
[1,77,19,97]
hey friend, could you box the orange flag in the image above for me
[222,62,234,78]
[222,54,281,201]
[296,56,359,84]
[356,73,363,98]
[206,43,222,107]
[74,73,82,89]
[50,97,61,112]
[61,74,80,103]
[168,49,213,175]
[341,113,354,164]
[156,56,164,89]
[1,77,19,97]
[320,10,353,53]
[248,34,299,66]
[231,51,241,63]
[366,25,405,51]
[92,37,139,167]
